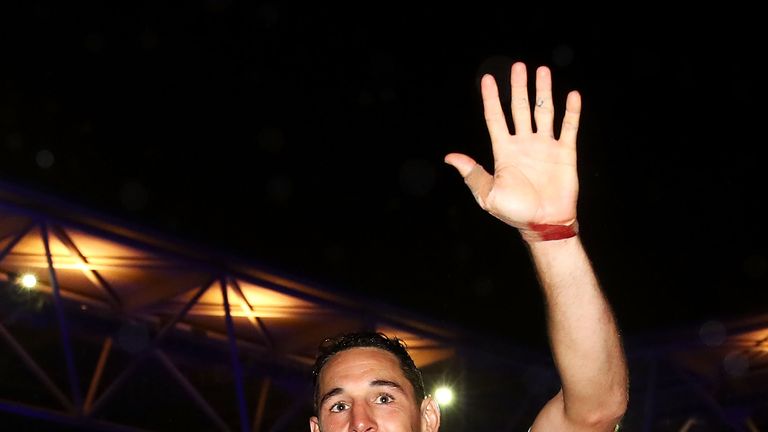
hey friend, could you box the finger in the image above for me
[533,66,555,137]
[480,74,511,150]
[558,90,581,148]
[510,62,533,135]
[444,153,478,177]
[463,164,493,208]
[444,153,493,207]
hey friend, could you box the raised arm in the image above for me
[445,62,628,431]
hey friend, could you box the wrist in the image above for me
[519,220,579,242]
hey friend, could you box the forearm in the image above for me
[528,235,628,424]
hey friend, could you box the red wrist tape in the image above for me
[520,220,579,242]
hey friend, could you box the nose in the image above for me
[349,403,376,431]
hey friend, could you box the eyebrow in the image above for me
[319,379,405,407]
[370,379,403,391]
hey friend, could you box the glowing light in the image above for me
[19,273,38,289]
[434,386,454,406]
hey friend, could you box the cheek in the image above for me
[377,404,420,426]
[321,414,344,429]
[316,411,348,432]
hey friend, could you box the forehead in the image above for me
[319,347,409,388]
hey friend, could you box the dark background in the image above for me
[1,2,766,351]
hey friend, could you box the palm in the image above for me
[488,132,578,225]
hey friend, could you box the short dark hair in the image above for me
[311,331,426,413]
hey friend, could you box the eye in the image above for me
[375,393,395,404]
[329,401,349,413]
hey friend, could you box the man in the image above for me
[309,61,629,432]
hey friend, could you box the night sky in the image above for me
[1,3,766,351]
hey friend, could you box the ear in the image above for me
[420,396,441,432]
[309,415,321,432]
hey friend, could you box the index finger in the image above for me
[480,73,511,151]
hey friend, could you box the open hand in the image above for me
[445,62,581,231]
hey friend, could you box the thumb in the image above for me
[443,153,477,176]
[444,153,493,208]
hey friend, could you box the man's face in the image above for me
[309,347,439,432]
